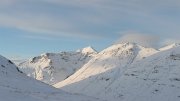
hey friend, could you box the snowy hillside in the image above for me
[18,47,97,85]
[159,43,180,51]
[54,43,180,101]
[0,55,101,101]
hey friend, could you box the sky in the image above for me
[0,0,180,59]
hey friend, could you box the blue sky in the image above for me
[0,0,180,59]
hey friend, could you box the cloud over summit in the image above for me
[115,32,160,48]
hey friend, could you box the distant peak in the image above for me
[113,42,140,48]
[170,43,180,46]
[159,43,180,51]
[40,53,54,57]
[114,42,154,48]
[101,42,157,55]
[114,42,136,45]
[77,46,97,54]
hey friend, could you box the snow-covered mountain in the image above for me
[18,47,97,85]
[159,43,180,51]
[54,43,180,101]
[0,55,101,101]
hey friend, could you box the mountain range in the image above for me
[54,43,180,101]
[18,47,97,85]
[0,54,101,101]
[3,42,180,101]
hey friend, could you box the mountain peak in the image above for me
[115,42,155,48]
[77,46,97,54]
[18,47,97,85]
[0,55,23,76]
[159,43,180,51]
[102,42,139,53]
[114,42,137,45]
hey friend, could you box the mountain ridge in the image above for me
[54,43,180,101]
[17,47,97,85]
[0,55,101,101]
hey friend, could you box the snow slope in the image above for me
[18,47,97,85]
[159,43,180,51]
[0,55,101,101]
[54,43,180,101]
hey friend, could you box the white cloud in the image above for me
[115,31,160,48]
[0,0,180,40]
[0,12,103,39]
